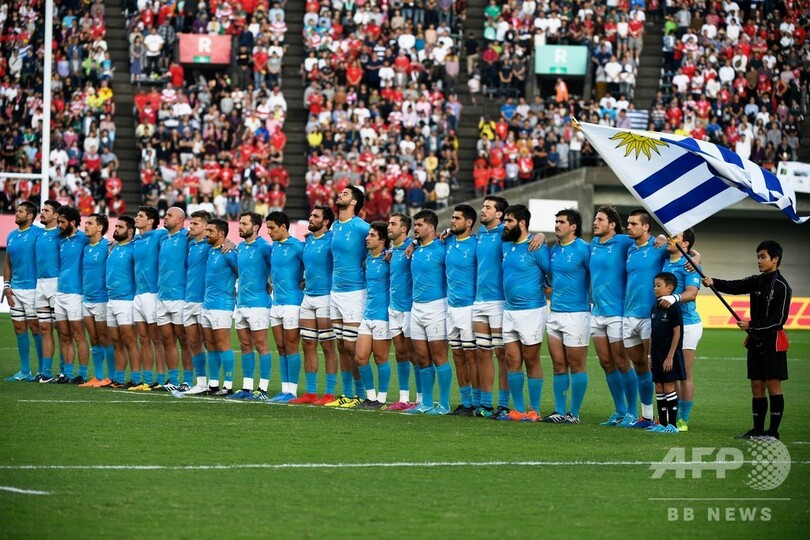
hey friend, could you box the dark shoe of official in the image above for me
[764,430,780,440]
[735,429,766,440]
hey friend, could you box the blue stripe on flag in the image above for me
[715,144,743,169]
[654,176,732,224]
[760,166,785,197]
[634,152,703,198]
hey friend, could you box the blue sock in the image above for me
[221,350,235,383]
[59,354,65,374]
[498,388,510,409]
[396,361,411,391]
[104,345,114,379]
[91,345,104,380]
[64,362,75,379]
[553,373,570,414]
[508,371,526,413]
[679,400,693,422]
[637,371,654,412]
[157,372,166,385]
[143,370,154,385]
[279,354,289,385]
[358,363,374,397]
[480,390,493,408]
[605,370,627,416]
[325,373,337,395]
[114,370,125,384]
[259,353,272,381]
[78,364,88,379]
[130,370,142,384]
[242,352,256,381]
[287,353,301,385]
[15,333,31,374]
[208,351,222,385]
[354,376,365,399]
[168,369,179,386]
[436,363,452,409]
[413,365,423,394]
[33,334,43,373]
[570,372,588,417]
[622,369,638,416]
[421,365,436,408]
[193,353,207,377]
[305,371,318,394]
[377,361,391,394]
[472,388,481,407]
[341,370,354,396]
[460,384,472,407]
[528,377,543,412]
[43,357,53,377]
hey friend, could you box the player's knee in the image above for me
[332,323,344,340]
[491,332,504,349]
[318,329,336,342]
[449,338,462,350]
[300,327,318,341]
[475,332,493,350]
[341,326,358,343]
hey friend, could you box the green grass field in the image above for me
[1,316,808,539]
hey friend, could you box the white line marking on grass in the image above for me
[0,486,51,495]
[792,441,810,445]
[17,399,223,404]
[648,497,791,501]
[1,460,809,471]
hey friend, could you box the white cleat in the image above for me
[183,384,209,395]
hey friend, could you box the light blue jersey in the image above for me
[158,229,189,301]
[6,226,40,289]
[549,238,591,313]
[661,256,702,325]
[58,231,89,294]
[363,253,389,321]
[302,231,333,297]
[589,234,634,317]
[185,237,211,303]
[133,228,167,295]
[330,217,369,293]
[270,237,304,306]
[502,237,550,311]
[106,241,136,301]
[204,246,238,311]
[412,239,446,303]
[36,227,61,279]
[389,241,413,312]
[445,235,477,308]
[475,223,505,302]
[236,237,273,308]
[624,237,668,318]
[82,237,109,303]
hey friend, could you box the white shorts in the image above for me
[473,300,504,329]
[388,308,412,338]
[358,318,391,340]
[36,277,58,312]
[106,299,134,327]
[270,304,300,330]
[683,322,703,351]
[133,292,158,324]
[591,315,623,343]
[157,299,184,326]
[300,294,330,320]
[82,301,108,323]
[201,308,233,330]
[622,316,651,348]
[410,298,448,342]
[183,302,203,326]
[503,307,548,346]
[55,292,83,322]
[8,287,36,321]
[235,306,271,331]
[446,305,475,347]
[330,290,366,324]
[547,311,591,347]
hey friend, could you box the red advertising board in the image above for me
[178,34,232,64]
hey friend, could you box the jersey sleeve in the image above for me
[668,302,684,329]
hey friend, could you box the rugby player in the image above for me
[36,200,63,383]
[105,216,140,388]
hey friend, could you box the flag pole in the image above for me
[670,241,742,322]
[40,0,54,209]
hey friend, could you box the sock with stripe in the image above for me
[377,361,391,397]
[242,352,256,387]
[460,384,473,408]
[480,390,493,409]
[507,371,526,413]
[221,349,235,389]
[622,369,638,416]
[358,363,375,400]
[666,391,679,427]
[397,361,411,392]
[90,345,104,380]
[167,369,179,386]
[527,377,543,413]
[552,373,570,414]
[436,363,452,409]
[325,373,337,396]
[15,333,30,374]
[33,334,43,373]
[43,357,53,378]
[656,392,667,425]
[420,365,436,408]
[570,371,588,418]
[258,353,272,391]
[498,388,510,409]
[143,370,154,385]
[341,370,354,397]
[637,371,655,419]
[78,364,88,380]
[208,351,222,387]
[104,345,114,379]
[678,400,693,422]
[605,369,626,416]
[472,388,481,408]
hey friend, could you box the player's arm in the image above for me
[2,253,15,306]
[528,232,546,251]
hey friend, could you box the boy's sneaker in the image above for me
[630,417,656,429]
[676,419,689,432]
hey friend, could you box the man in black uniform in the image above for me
[702,241,792,440]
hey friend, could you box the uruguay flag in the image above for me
[576,121,808,235]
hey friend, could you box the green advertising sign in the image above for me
[534,45,588,76]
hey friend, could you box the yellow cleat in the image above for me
[323,395,353,408]
[338,396,362,409]
[677,419,689,432]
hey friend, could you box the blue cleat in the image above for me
[630,417,656,429]
[227,389,255,400]
[5,371,33,382]
[600,412,624,427]
[276,393,296,403]
[267,392,288,403]
[425,404,451,415]
[403,402,432,414]
[616,413,638,428]
[246,390,269,401]
[645,424,666,432]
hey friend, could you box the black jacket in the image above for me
[712,271,792,336]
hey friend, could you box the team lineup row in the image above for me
[4,187,702,427]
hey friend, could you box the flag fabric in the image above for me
[625,109,649,130]
[576,121,808,235]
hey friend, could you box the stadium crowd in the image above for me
[0,0,121,215]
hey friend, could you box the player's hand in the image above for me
[663,356,673,373]
[737,320,750,331]
[404,242,416,259]
[701,276,713,287]
[3,287,16,307]
[685,250,701,272]
[654,234,668,248]
[438,229,450,241]
[528,232,546,251]
[658,295,676,308]
[383,249,392,262]
[221,239,236,253]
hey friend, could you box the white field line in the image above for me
[17,399,224,404]
[0,460,808,472]
[0,486,51,495]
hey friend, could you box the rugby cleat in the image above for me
[267,392,289,403]
[506,409,528,421]
[212,387,234,397]
[275,393,296,403]
[475,406,495,418]
[32,373,44,383]
[312,393,336,406]
[383,401,412,411]
[600,412,624,427]
[38,374,55,384]
[55,374,71,384]
[403,402,432,414]
[540,411,566,424]
[629,417,656,429]
[489,406,511,421]
[615,413,639,428]
[4,371,33,382]
[448,404,467,416]
[323,395,353,408]
[246,390,269,401]
[128,383,151,392]
[226,389,255,400]
[356,399,384,410]
[457,405,477,417]
[337,396,362,409]
[289,392,319,405]
[564,413,580,424]
[78,378,103,388]
[676,419,689,432]
[523,409,540,422]
[182,384,210,395]
[176,382,192,392]
[425,404,451,415]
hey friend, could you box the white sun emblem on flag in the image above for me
[610,132,670,160]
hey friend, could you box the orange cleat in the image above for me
[289,392,319,405]
[78,378,103,388]
[312,393,336,406]
[506,409,528,421]
[523,409,540,422]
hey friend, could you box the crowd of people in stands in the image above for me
[0,0,122,214]
[126,0,291,217]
